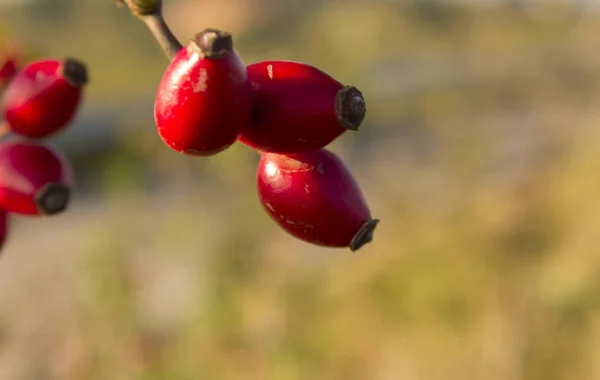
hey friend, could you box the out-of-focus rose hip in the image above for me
[240,60,367,154]
[257,149,378,251]
[0,57,88,138]
[154,28,252,156]
[0,137,73,216]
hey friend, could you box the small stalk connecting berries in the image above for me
[115,0,182,59]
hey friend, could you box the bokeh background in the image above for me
[0,0,600,378]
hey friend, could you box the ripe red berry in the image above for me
[154,28,252,156]
[239,60,367,154]
[0,137,73,216]
[0,57,88,139]
[257,149,378,251]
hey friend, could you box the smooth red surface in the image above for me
[240,60,347,154]
[1,59,83,138]
[0,210,8,252]
[0,137,72,216]
[154,44,252,156]
[257,149,371,248]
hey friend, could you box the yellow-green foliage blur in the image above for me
[1,0,600,379]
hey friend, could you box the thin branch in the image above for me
[141,14,183,60]
[115,0,183,60]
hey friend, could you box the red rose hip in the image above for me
[0,137,73,216]
[257,149,378,251]
[154,28,252,156]
[0,57,88,139]
[239,60,367,154]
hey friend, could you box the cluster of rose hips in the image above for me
[0,49,88,252]
[118,0,379,251]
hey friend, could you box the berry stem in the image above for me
[143,14,183,60]
[115,0,183,60]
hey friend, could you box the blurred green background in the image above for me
[1,0,600,378]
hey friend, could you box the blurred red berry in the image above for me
[1,57,88,138]
[239,60,367,154]
[0,137,73,216]
[257,149,378,251]
[154,28,252,156]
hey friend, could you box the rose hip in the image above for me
[0,57,88,138]
[154,28,252,156]
[257,149,378,251]
[239,60,367,154]
[0,137,73,216]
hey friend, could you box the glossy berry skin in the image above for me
[154,28,252,156]
[0,57,88,139]
[239,60,367,154]
[0,137,73,216]
[257,149,378,251]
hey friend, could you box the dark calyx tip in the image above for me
[34,183,71,216]
[349,219,379,252]
[191,28,233,59]
[335,85,367,131]
[62,58,88,87]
